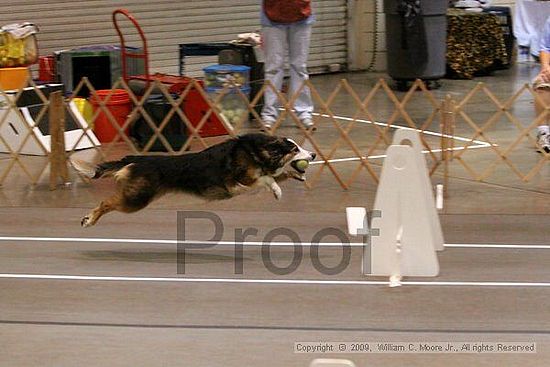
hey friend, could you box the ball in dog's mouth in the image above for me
[291,159,309,174]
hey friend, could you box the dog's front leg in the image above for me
[261,176,282,200]
[270,180,282,200]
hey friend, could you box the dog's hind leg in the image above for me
[81,194,122,227]
[81,177,158,227]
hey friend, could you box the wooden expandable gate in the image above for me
[0,77,548,193]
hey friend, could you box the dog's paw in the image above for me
[272,186,282,200]
[81,216,93,228]
[270,182,282,200]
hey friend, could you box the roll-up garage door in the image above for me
[3,0,347,76]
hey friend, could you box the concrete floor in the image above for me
[0,61,549,366]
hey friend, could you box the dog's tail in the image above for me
[71,158,127,179]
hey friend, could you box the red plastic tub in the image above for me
[90,89,132,143]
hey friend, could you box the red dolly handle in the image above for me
[112,8,150,84]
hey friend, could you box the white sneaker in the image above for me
[260,119,275,132]
[300,118,316,131]
[536,131,550,153]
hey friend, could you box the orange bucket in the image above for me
[0,67,29,90]
[90,89,132,143]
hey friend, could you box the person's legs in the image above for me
[261,25,287,126]
[287,22,314,127]
[534,88,550,153]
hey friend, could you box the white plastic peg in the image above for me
[346,207,367,236]
[436,184,444,210]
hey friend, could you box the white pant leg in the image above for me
[261,26,287,123]
[288,23,313,120]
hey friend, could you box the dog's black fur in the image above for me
[76,133,315,227]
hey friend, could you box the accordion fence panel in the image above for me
[0,82,50,184]
[0,78,548,194]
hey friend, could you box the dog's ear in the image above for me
[260,140,292,163]
[282,138,300,153]
[264,137,296,154]
[238,134,272,163]
[238,134,295,172]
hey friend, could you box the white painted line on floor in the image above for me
[0,236,177,245]
[0,236,362,247]
[0,236,548,250]
[444,244,550,250]
[311,112,491,146]
[309,144,490,164]
[0,273,549,288]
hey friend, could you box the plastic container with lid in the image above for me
[203,64,250,89]
[206,86,251,126]
[0,23,38,68]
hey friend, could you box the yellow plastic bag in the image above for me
[73,98,94,128]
